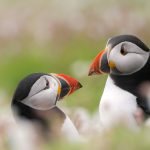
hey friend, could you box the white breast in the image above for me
[61,116,83,142]
[99,76,139,130]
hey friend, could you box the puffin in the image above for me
[11,73,82,141]
[88,35,150,129]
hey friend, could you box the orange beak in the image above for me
[88,49,107,76]
[52,73,82,99]
[56,74,82,94]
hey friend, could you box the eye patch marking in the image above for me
[43,77,50,90]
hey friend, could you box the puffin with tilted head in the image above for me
[89,35,150,129]
[11,73,82,141]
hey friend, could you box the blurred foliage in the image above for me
[43,126,150,150]
[1,0,150,110]
[0,34,107,111]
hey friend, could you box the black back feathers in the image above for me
[107,35,150,52]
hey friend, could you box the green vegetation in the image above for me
[0,35,107,111]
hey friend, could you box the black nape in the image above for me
[107,35,149,52]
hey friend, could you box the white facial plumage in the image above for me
[22,75,60,110]
[108,42,149,75]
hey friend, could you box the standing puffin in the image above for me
[88,35,150,129]
[11,73,82,141]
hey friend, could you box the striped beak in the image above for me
[52,74,82,100]
[88,49,110,76]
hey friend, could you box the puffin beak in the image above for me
[88,49,106,76]
[52,74,82,100]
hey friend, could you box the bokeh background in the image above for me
[1,0,150,149]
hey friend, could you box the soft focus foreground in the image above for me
[1,0,150,149]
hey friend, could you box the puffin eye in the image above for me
[46,78,49,87]
[120,45,127,56]
[43,77,49,90]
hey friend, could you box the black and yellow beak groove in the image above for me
[51,73,82,100]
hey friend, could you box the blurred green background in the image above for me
[1,0,150,111]
[1,0,150,149]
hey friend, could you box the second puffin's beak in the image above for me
[88,49,106,76]
[52,74,82,100]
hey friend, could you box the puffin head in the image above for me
[12,73,82,111]
[88,35,150,76]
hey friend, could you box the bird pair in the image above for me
[12,35,150,141]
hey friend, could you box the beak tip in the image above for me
[88,72,92,76]
[88,66,94,76]
[88,69,96,76]
[78,82,83,89]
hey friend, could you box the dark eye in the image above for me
[44,77,49,90]
[46,79,49,87]
[120,45,128,56]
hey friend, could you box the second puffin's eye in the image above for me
[120,45,127,56]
